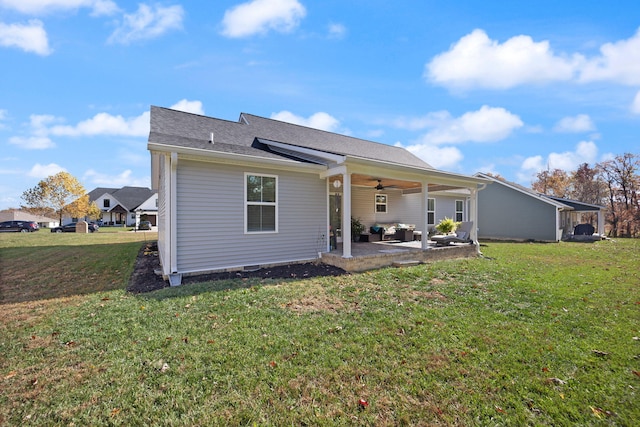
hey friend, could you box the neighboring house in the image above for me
[0,210,59,228]
[148,106,488,284]
[475,173,605,242]
[84,187,158,227]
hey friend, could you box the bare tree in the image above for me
[597,153,639,237]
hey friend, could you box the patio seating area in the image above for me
[321,239,478,272]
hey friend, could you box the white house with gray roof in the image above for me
[148,106,489,284]
[85,187,157,227]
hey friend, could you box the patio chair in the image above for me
[431,221,474,246]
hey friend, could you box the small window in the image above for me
[245,173,277,233]
[427,198,435,225]
[455,200,464,222]
[103,199,110,208]
[375,194,387,213]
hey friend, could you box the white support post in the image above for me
[342,172,352,258]
[597,210,604,236]
[326,179,331,253]
[421,180,429,250]
[469,188,478,245]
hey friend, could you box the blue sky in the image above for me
[1,0,639,210]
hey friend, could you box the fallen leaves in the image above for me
[358,399,369,410]
[590,406,615,419]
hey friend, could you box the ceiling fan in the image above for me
[375,179,385,190]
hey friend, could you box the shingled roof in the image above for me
[148,106,433,170]
[88,187,156,211]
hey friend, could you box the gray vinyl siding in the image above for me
[477,183,558,241]
[351,188,407,227]
[351,189,468,234]
[175,160,326,273]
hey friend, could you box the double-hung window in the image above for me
[375,194,388,213]
[245,173,277,233]
[427,198,435,225]
[455,200,464,222]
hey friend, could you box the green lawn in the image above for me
[1,233,638,426]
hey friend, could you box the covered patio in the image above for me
[321,163,489,264]
[321,238,478,272]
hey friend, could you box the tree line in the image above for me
[530,153,639,237]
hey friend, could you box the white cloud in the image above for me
[170,99,204,115]
[579,28,640,85]
[8,135,55,149]
[520,140,599,174]
[0,20,51,55]
[8,114,58,148]
[221,0,306,38]
[28,163,66,178]
[108,3,184,44]
[426,29,579,90]
[399,142,463,170]
[631,90,640,114]
[0,109,7,130]
[271,110,340,132]
[50,111,150,137]
[414,105,523,144]
[328,23,346,39]
[83,169,149,187]
[553,114,595,133]
[0,0,118,16]
[427,27,640,90]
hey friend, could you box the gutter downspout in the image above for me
[169,152,181,286]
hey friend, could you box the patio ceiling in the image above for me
[329,174,468,192]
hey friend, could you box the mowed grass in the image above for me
[1,234,638,426]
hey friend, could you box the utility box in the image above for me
[75,221,89,233]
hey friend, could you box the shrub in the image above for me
[435,217,459,234]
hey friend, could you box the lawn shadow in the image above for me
[136,263,349,301]
[0,241,146,305]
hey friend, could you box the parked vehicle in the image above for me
[0,220,39,232]
[138,220,152,230]
[51,222,99,233]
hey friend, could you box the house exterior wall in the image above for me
[350,189,469,235]
[174,159,327,274]
[477,182,558,241]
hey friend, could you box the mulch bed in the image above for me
[127,242,348,294]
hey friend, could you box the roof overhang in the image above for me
[149,139,489,190]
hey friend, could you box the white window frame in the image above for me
[244,172,278,234]
[375,194,388,213]
[427,198,435,225]
[455,199,464,222]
